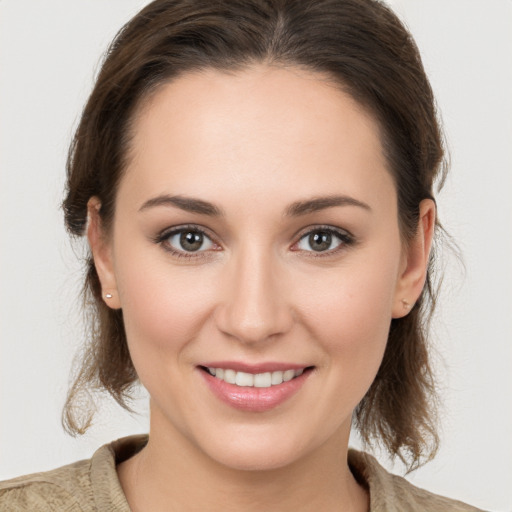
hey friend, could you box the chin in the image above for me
[196,422,332,472]
[210,442,303,472]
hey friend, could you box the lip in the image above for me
[200,361,308,373]
[198,363,313,412]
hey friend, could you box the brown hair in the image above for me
[63,0,445,471]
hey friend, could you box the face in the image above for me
[90,65,432,471]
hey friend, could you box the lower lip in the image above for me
[199,369,311,412]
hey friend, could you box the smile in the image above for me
[206,367,305,388]
[199,364,313,412]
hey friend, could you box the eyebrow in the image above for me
[139,194,224,216]
[284,195,371,216]
[138,193,371,217]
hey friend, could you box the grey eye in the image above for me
[168,230,213,252]
[297,230,344,252]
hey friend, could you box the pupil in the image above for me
[180,231,203,251]
[310,232,331,251]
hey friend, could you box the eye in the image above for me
[295,227,352,253]
[161,227,215,254]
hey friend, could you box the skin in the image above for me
[88,65,435,512]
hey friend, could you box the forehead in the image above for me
[121,64,394,213]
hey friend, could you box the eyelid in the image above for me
[154,224,221,258]
[153,223,355,259]
[291,225,355,254]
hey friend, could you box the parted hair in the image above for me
[62,0,446,471]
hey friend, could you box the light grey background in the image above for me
[1,1,511,510]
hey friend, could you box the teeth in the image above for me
[236,371,254,387]
[206,367,306,387]
[224,369,236,384]
[254,372,271,388]
[271,371,283,385]
[283,369,295,382]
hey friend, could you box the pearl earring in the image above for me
[105,293,113,299]
[401,299,412,309]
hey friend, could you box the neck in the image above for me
[118,414,368,512]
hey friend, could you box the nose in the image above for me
[214,245,293,345]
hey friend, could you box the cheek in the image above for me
[113,245,215,356]
[295,251,400,381]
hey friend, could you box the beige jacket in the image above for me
[0,435,486,511]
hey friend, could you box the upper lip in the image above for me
[199,361,310,374]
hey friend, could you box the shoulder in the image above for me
[0,435,145,512]
[0,458,93,511]
[348,450,488,512]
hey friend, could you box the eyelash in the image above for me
[292,226,355,257]
[153,224,355,260]
[153,224,219,260]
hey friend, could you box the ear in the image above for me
[87,197,121,309]
[392,199,436,319]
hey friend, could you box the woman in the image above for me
[0,0,488,510]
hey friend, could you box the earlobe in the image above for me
[392,199,436,319]
[87,197,121,309]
